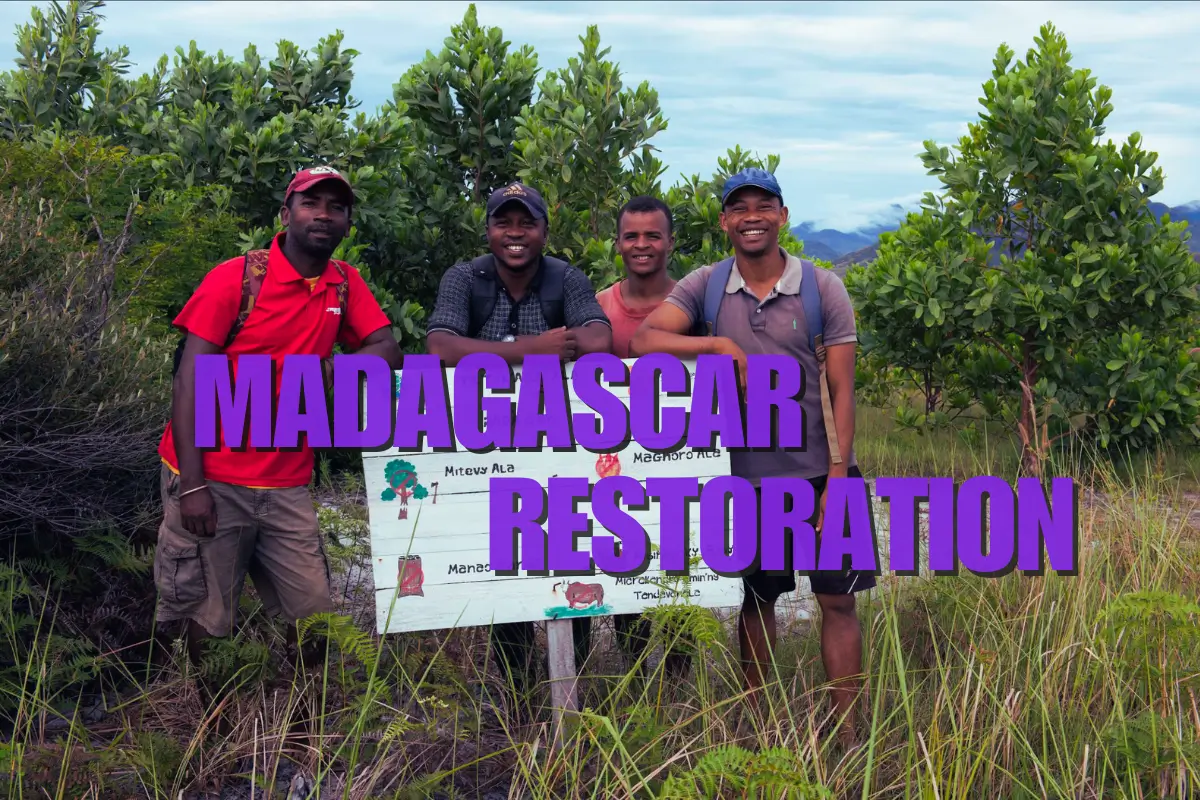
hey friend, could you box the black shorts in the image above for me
[743,465,877,604]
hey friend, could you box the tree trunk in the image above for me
[1018,342,1040,477]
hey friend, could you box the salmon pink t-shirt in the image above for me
[595,280,669,358]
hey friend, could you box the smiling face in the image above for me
[280,183,352,258]
[719,186,789,259]
[486,202,546,271]
[616,208,674,277]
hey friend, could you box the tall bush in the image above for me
[846,24,1200,473]
[0,154,175,696]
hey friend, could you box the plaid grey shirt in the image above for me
[426,258,611,341]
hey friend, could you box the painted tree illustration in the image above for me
[381,459,428,519]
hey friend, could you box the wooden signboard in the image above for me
[362,358,744,638]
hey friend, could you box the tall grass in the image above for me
[2,417,1199,798]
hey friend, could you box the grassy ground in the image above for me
[3,407,1199,799]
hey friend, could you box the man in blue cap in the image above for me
[426,181,612,718]
[631,168,871,747]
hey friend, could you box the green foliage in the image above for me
[198,636,273,690]
[1102,710,1200,794]
[661,744,834,799]
[0,0,830,354]
[846,23,1200,471]
[0,0,133,138]
[297,611,379,673]
[513,24,667,287]
[1095,590,1200,697]
[848,208,1018,418]
[394,3,537,204]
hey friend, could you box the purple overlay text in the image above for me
[488,475,1078,579]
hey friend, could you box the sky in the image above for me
[2,0,1197,231]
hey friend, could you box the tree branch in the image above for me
[980,335,1022,371]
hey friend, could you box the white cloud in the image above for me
[814,191,929,232]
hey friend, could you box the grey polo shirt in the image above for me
[664,250,859,483]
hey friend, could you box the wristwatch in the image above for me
[501,334,517,343]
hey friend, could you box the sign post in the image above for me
[545,618,579,745]
[363,359,741,742]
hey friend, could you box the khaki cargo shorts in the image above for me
[153,465,334,637]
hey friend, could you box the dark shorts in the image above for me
[743,464,877,604]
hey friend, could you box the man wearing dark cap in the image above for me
[157,165,402,702]
[425,181,612,711]
[631,168,871,747]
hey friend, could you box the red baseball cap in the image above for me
[284,165,354,205]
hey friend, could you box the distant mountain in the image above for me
[1149,201,1200,230]
[792,203,908,265]
[796,201,1200,269]
[800,240,841,262]
[833,244,878,274]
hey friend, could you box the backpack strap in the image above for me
[699,255,843,467]
[330,260,349,313]
[799,259,824,357]
[701,256,736,336]
[537,256,568,330]
[467,254,499,338]
[467,254,568,337]
[331,259,350,332]
[223,249,269,350]
[798,258,843,466]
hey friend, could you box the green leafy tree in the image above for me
[0,1,431,341]
[388,4,538,308]
[847,208,1016,423]
[0,0,134,138]
[847,23,1200,474]
[512,25,668,287]
[394,3,537,203]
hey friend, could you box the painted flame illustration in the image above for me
[595,453,621,478]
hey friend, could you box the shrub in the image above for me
[0,151,174,709]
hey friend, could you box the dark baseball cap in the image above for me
[285,165,354,205]
[721,167,784,206]
[486,182,547,220]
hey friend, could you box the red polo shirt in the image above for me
[158,233,392,488]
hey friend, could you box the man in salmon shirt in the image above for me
[596,195,677,358]
[156,165,401,692]
[596,195,693,683]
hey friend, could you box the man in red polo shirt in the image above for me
[156,166,401,678]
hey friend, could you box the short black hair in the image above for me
[617,195,673,236]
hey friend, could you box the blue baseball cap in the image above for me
[721,167,784,206]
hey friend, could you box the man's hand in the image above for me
[180,486,217,537]
[708,336,750,391]
[527,327,578,360]
[816,486,828,535]
[816,465,849,534]
[560,328,579,361]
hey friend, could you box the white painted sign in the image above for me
[362,358,745,635]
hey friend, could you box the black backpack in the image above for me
[466,254,566,338]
